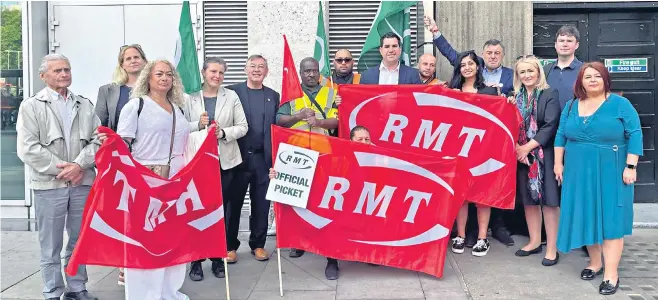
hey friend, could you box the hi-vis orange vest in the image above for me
[319,73,361,89]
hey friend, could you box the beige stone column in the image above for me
[247,1,317,93]
[433,1,533,81]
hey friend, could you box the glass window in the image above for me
[1,2,25,201]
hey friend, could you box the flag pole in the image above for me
[277,248,284,296]
[224,259,231,300]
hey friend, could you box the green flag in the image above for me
[313,2,331,78]
[174,1,202,94]
[357,1,416,72]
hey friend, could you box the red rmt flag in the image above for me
[280,34,304,107]
[66,126,226,275]
[337,85,523,209]
[271,125,470,278]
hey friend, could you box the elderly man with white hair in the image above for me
[16,53,101,300]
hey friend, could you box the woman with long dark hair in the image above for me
[448,51,498,257]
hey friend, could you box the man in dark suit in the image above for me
[424,16,514,96]
[225,54,280,264]
[359,32,423,85]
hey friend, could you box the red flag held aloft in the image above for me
[280,35,304,107]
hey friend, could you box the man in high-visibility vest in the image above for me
[417,53,445,85]
[276,57,341,280]
[320,49,361,88]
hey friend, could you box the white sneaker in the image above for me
[472,238,490,257]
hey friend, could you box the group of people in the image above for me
[15,14,641,300]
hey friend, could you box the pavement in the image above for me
[1,229,657,300]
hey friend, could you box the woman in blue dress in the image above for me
[554,62,643,295]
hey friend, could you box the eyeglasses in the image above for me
[120,44,143,51]
[516,54,536,60]
[335,58,353,64]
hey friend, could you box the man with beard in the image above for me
[320,49,361,87]
[417,53,445,85]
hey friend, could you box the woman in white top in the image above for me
[116,59,190,300]
[182,57,248,281]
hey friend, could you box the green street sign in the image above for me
[604,58,648,73]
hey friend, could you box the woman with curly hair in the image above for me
[116,59,191,300]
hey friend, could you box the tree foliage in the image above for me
[1,7,22,70]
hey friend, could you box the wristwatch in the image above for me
[626,164,636,170]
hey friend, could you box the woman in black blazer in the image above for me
[447,51,499,257]
[508,55,561,266]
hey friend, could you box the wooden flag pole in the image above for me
[224,259,231,300]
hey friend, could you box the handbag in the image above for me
[144,99,177,178]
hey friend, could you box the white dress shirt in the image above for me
[378,62,401,85]
[47,87,75,157]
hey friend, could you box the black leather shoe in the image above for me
[465,232,478,248]
[599,279,619,295]
[542,252,559,266]
[189,261,204,281]
[515,245,542,257]
[580,267,604,280]
[211,261,225,278]
[492,228,515,246]
[63,290,98,300]
[289,248,305,258]
[325,261,339,280]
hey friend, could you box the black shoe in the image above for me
[189,261,204,281]
[472,238,491,257]
[325,261,339,280]
[580,267,604,280]
[289,248,305,258]
[515,245,542,257]
[542,252,559,266]
[211,261,226,278]
[47,298,60,300]
[465,232,477,248]
[63,290,98,300]
[451,236,465,254]
[492,228,515,246]
[599,279,619,295]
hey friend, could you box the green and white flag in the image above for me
[313,1,331,78]
[174,1,202,94]
[357,1,416,72]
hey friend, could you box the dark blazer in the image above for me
[433,35,514,96]
[95,83,121,131]
[359,64,423,85]
[532,88,560,148]
[226,82,280,168]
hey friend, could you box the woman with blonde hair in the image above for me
[96,44,147,132]
[116,59,191,300]
[508,55,561,266]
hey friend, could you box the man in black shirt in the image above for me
[226,55,280,263]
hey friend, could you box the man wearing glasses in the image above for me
[226,55,280,264]
[276,57,340,280]
[320,49,361,87]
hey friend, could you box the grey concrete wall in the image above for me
[24,1,49,95]
[434,1,533,81]
[248,1,316,93]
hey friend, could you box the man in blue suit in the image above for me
[359,32,423,85]
[424,16,514,96]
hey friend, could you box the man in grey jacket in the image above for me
[16,54,101,300]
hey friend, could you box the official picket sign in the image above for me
[266,143,320,208]
[605,58,648,73]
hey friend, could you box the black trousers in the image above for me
[195,166,238,263]
[227,151,270,251]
